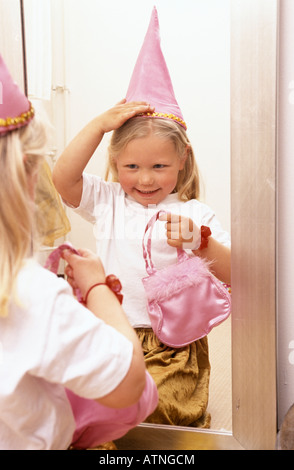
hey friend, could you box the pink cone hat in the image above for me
[126,6,187,130]
[0,54,34,135]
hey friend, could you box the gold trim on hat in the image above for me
[145,111,187,130]
[0,102,35,129]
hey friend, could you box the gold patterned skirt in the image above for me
[136,328,211,428]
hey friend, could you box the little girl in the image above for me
[53,102,231,428]
[0,55,157,450]
[53,7,231,428]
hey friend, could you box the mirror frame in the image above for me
[116,0,278,450]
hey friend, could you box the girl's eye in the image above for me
[153,164,166,169]
[127,164,138,169]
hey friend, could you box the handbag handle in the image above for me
[143,210,190,275]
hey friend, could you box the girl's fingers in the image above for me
[116,98,127,105]
[121,101,154,114]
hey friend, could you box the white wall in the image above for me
[277,0,294,427]
[51,0,231,250]
[0,0,25,92]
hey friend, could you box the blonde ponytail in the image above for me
[0,119,47,317]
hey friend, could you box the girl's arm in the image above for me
[62,248,147,408]
[52,100,154,207]
[159,213,231,285]
[193,238,231,285]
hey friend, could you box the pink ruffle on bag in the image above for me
[44,243,158,449]
[142,211,231,348]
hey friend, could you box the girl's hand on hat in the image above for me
[159,212,201,251]
[97,99,155,134]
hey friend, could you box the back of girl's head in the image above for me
[106,117,200,201]
[0,118,47,317]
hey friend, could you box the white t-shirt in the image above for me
[72,174,231,328]
[0,259,133,450]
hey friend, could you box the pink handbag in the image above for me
[142,211,231,348]
[44,243,158,449]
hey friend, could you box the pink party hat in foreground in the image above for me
[0,54,34,134]
[126,6,187,130]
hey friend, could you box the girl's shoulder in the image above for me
[185,198,215,212]
[17,258,72,303]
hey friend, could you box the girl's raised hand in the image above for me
[97,99,155,134]
[159,212,201,251]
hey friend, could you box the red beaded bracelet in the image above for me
[82,274,123,305]
[199,226,212,250]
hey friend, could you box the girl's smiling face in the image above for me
[115,134,186,206]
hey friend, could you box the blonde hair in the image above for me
[0,118,47,317]
[106,117,201,201]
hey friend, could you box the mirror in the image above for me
[1,0,277,449]
[22,0,232,434]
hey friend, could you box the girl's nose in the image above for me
[139,170,154,185]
